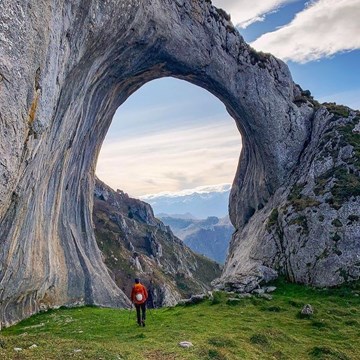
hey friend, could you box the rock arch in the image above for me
[1,0,359,327]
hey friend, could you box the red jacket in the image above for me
[131,283,148,305]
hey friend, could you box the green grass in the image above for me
[1,280,359,359]
[323,103,351,119]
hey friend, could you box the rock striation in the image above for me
[0,0,359,327]
[219,104,360,292]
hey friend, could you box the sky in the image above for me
[96,0,360,198]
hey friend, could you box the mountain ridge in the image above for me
[159,215,234,264]
[141,186,231,219]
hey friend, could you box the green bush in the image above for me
[323,102,351,118]
[266,208,279,231]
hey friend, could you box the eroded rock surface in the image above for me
[220,104,360,292]
[0,0,359,327]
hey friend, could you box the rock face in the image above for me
[0,0,359,327]
[93,178,221,307]
[220,105,360,292]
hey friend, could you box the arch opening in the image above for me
[96,77,242,201]
[93,77,241,303]
[96,78,241,264]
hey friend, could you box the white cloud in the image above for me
[96,121,241,197]
[251,0,360,63]
[141,183,232,200]
[211,0,297,28]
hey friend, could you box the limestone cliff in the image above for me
[93,179,221,307]
[0,0,359,328]
[220,102,360,292]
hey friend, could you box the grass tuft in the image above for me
[210,291,224,305]
[288,300,303,308]
[207,348,227,360]
[311,320,328,329]
[310,346,350,360]
[250,333,271,347]
[261,305,282,312]
[208,337,235,348]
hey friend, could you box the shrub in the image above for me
[249,48,271,68]
[215,8,231,21]
[211,291,224,305]
[323,102,351,119]
[288,184,320,211]
[315,167,360,208]
[266,208,279,231]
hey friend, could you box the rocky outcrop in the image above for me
[220,104,360,291]
[0,0,359,327]
[93,178,221,307]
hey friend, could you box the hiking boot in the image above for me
[142,320,145,327]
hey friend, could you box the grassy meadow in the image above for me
[0,279,359,360]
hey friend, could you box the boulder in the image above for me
[301,304,314,316]
[252,288,265,295]
[179,341,193,348]
[264,286,277,293]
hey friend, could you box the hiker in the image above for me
[131,278,148,327]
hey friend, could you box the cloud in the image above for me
[96,77,241,197]
[250,0,360,63]
[96,121,241,197]
[211,0,297,28]
[141,183,232,200]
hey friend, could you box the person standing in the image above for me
[131,278,148,327]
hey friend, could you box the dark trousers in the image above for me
[135,303,146,324]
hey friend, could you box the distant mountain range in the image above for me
[141,184,231,219]
[159,214,234,264]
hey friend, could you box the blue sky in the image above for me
[96,0,360,197]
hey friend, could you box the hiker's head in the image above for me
[135,278,140,284]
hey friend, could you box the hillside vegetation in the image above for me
[1,280,359,359]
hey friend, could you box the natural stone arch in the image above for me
[1,0,359,328]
